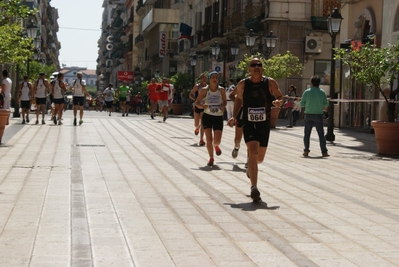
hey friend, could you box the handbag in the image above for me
[283,101,294,109]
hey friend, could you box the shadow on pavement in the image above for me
[225,202,280,211]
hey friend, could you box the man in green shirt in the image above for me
[118,81,130,116]
[300,75,329,158]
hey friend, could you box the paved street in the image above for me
[0,109,398,267]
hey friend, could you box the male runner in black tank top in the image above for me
[228,58,284,202]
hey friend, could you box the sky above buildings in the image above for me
[51,0,103,70]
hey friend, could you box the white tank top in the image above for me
[20,82,31,101]
[204,87,223,116]
[73,79,84,97]
[35,79,46,98]
[53,80,64,99]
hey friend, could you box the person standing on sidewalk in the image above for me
[147,78,159,119]
[103,83,115,116]
[51,73,67,125]
[300,75,329,158]
[70,72,89,126]
[118,81,129,116]
[156,77,171,122]
[195,71,227,167]
[189,73,207,146]
[1,70,12,125]
[33,72,50,125]
[227,58,284,202]
[285,84,296,128]
[17,75,33,124]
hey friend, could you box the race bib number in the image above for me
[247,107,266,122]
[209,105,220,114]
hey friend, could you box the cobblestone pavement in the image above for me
[0,110,398,267]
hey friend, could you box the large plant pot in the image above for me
[171,103,184,115]
[371,120,399,155]
[270,107,280,128]
[0,109,10,144]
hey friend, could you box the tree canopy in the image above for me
[236,51,303,79]
[334,42,399,122]
[0,0,37,64]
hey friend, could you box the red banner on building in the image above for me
[117,71,134,81]
[159,31,166,58]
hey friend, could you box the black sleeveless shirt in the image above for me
[242,77,273,123]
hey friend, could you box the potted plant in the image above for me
[335,42,399,155]
[236,51,303,128]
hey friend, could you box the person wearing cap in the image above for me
[189,72,207,146]
[227,57,284,202]
[195,71,227,167]
[102,83,115,116]
[33,72,50,125]
[17,75,33,124]
[70,71,89,125]
[156,77,171,122]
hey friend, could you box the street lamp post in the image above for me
[210,41,239,82]
[14,23,39,118]
[190,54,197,87]
[325,7,343,142]
[245,29,278,59]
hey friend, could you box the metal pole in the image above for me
[326,33,336,141]
[192,65,195,87]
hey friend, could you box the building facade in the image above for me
[96,0,398,129]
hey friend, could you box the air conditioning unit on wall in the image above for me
[305,36,323,54]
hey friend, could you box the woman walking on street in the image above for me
[51,73,67,125]
[195,71,227,167]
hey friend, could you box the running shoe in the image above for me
[194,128,199,135]
[73,117,77,126]
[250,186,261,202]
[232,147,239,158]
[79,120,83,125]
[215,146,222,156]
[207,158,214,167]
[199,139,205,146]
